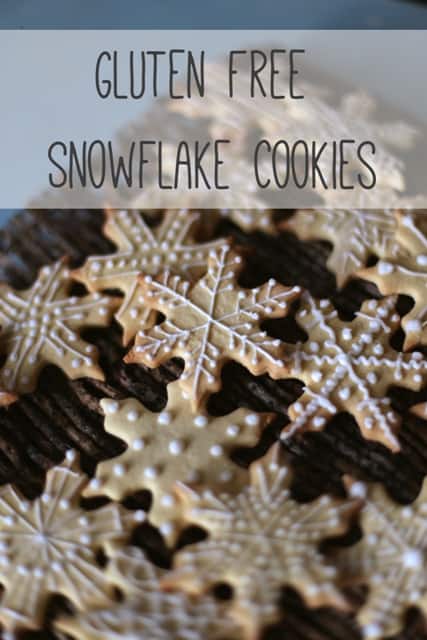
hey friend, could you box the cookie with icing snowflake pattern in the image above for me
[281,293,427,451]
[125,245,301,410]
[163,443,358,638]
[0,259,119,395]
[283,210,404,288]
[0,451,142,633]
[56,545,243,640]
[84,382,274,545]
[359,212,427,349]
[73,210,229,345]
[338,478,427,639]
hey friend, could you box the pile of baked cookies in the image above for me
[0,209,426,640]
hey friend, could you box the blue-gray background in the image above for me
[1,0,426,225]
[1,0,427,30]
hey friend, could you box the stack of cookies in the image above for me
[0,209,426,640]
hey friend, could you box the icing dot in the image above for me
[245,414,259,427]
[52,561,62,572]
[113,463,125,477]
[193,415,207,428]
[103,400,119,415]
[364,418,373,430]
[363,623,382,639]
[341,328,352,341]
[80,534,91,545]
[157,412,172,426]
[144,466,157,479]
[59,499,70,510]
[161,494,176,508]
[416,255,427,267]
[311,370,322,383]
[210,445,224,457]
[227,424,240,437]
[89,478,101,491]
[402,548,423,569]
[78,516,89,526]
[377,261,394,275]
[71,358,81,369]
[338,387,350,401]
[160,522,175,537]
[406,319,422,334]
[313,416,326,429]
[127,409,139,422]
[306,584,320,596]
[349,482,367,499]
[134,510,146,523]
[366,372,377,384]
[169,439,184,456]
[132,438,144,451]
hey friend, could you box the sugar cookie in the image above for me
[126,245,301,410]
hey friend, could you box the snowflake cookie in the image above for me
[281,293,427,451]
[283,210,403,288]
[126,245,301,410]
[84,383,273,546]
[73,210,228,345]
[0,259,118,395]
[359,212,427,349]
[338,479,427,639]
[56,546,242,640]
[163,443,357,638]
[0,451,142,632]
